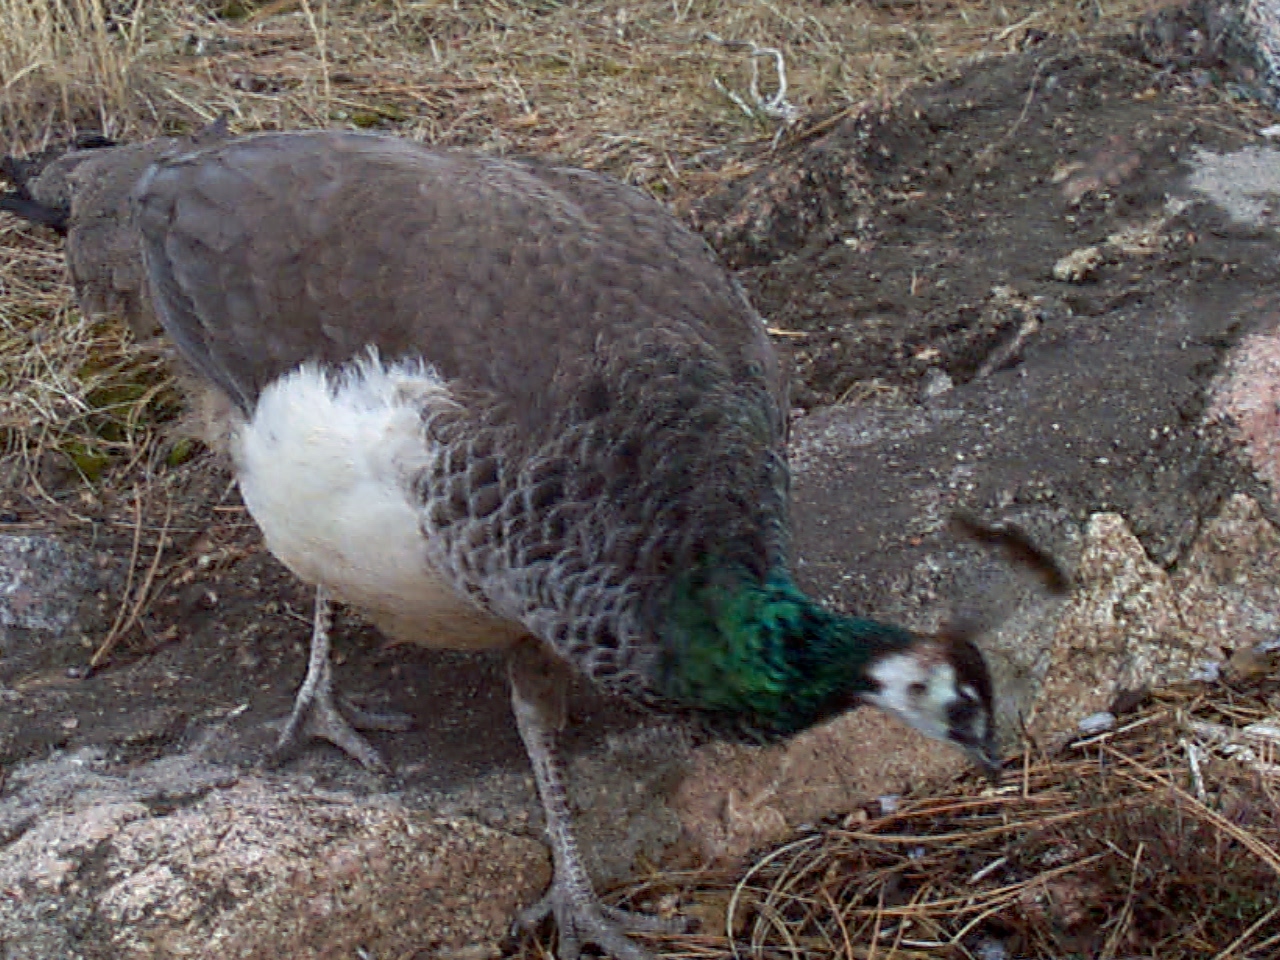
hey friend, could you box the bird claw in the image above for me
[270,585,411,774]
[273,687,400,774]
[515,883,689,960]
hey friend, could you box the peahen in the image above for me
[4,128,1002,959]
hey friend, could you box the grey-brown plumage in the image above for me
[1,120,231,341]
[2,128,1004,960]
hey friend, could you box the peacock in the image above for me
[3,127,1001,959]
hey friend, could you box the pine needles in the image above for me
[587,680,1280,960]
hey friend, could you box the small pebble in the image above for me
[1077,711,1115,735]
[920,367,954,400]
[1189,661,1221,683]
[1053,246,1103,283]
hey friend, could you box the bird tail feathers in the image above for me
[0,188,69,234]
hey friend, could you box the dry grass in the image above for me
[2,0,1152,170]
[0,0,141,136]
[0,223,178,495]
[582,682,1280,960]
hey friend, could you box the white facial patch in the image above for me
[864,652,965,744]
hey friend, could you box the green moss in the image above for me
[217,0,256,21]
[350,105,409,128]
[61,440,111,482]
[166,436,197,467]
[56,345,187,482]
[594,59,629,78]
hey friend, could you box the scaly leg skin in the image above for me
[508,640,689,960]
[272,584,412,773]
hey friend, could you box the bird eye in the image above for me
[908,681,928,697]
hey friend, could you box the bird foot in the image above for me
[270,584,411,774]
[516,883,690,960]
[273,686,407,774]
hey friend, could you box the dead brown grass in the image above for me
[579,682,1280,960]
[0,0,140,136]
[0,224,175,492]
[2,0,1152,171]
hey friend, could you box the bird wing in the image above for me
[132,130,783,436]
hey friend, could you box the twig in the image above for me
[1183,738,1207,802]
[967,856,1006,885]
[727,834,822,959]
[973,311,1040,379]
[160,85,217,122]
[1103,745,1280,878]
[92,490,172,669]
[851,853,1109,917]
[245,0,302,23]
[1100,841,1144,959]
[96,483,144,664]
[1211,904,1280,960]
[975,55,1063,168]
[819,887,855,960]
[703,33,799,126]
[1187,717,1280,777]
[299,0,332,111]
[994,12,1042,44]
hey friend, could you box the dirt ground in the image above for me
[693,40,1280,592]
[1,27,1279,954]
[694,41,1275,408]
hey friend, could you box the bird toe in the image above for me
[339,696,414,733]
[272,688,392,774]
[515,884,673,960]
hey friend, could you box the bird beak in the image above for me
[969,737,1003,785]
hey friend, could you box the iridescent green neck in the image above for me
[657,566,918,736]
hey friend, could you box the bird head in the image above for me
[859,628,1001,782]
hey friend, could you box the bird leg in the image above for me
[508,640,688,960]
[272,584,412,773]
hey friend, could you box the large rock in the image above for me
[0,748,548,959]
[0,534,117,683]
[1131,0,1280,107]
